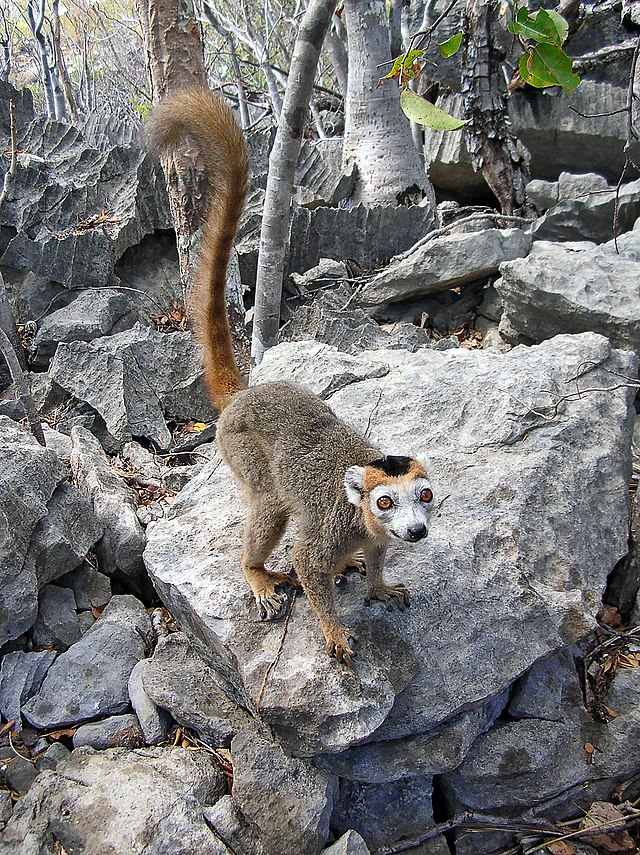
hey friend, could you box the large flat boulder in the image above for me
[144,334,635,758]
[354,228,531,309]
[497,228,640,349]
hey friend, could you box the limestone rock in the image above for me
[355,228,532,309]
[22,595,150,729]
[281,283,430,355]
[509,77,627,182]
[0,746,228,855]
[70,426,148,593]
[497,234,640,350]
[526,179,559,211]
[0,651,55,733]
[31,584,81,650]
[316,693,508,783]
[231,726,336,855]
[203,795,268,855]
[31,289,138,367]
[532,178,640,243]
[0,417,70,644]
[50,323,215,448]
[141,633,254,747]
[73,714,145,749]
[287,203,436,279]
[25,480,103,587]
[128,659,172,745]
[443,658,640,824]
[330,776,444,854]
[0,87,170,290]
[322,830,371,855]
[144,334,635,757]
[58,562,112,611]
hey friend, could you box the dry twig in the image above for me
[255,589,297,712]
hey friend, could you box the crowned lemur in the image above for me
[147,88,434,666]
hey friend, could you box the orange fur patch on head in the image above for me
[362,457,428,493]
[406,459,429,481]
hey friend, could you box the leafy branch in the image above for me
[508,3,580,95]
[379,2,581,131]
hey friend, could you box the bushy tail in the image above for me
[146,88,249,410]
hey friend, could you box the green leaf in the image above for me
[508,7,567,47]
[536,9,569,44]
[379,49,424,85]
[519,44,580,95]
[400,89,469,131]
[437,32,463,58]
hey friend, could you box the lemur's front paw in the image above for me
[365,583,411,610]
[325,625,358,666]
[255,590,288,620]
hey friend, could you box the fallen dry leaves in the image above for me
[578,801,637,853]
[149,299,187,333]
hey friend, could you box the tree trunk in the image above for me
[342,0,435,208]
[28,0,56,119]
[325,11,349,97]
[461,0,526,215]
[251,0,335,365]
[52,0,78,122]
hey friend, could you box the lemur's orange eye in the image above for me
[376,496,393,511]
[420,488,433,503]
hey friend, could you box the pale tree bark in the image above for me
[461,0,526,214]
[0,8,13,81]
[325,11,348,97]
[137,0,249,365]
[202,4,250,127]
[342,0,436,209]
[27,0,57,118]
[251,0,335,364]
[51,0,78,122]
[244,9,283,116]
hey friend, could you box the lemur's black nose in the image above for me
[407,524,427,542]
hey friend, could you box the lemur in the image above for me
[147,88,434,666]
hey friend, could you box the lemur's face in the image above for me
[344,455,434,543]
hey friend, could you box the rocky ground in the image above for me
[1,22,640,854]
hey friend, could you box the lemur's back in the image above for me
[217,381,379,506]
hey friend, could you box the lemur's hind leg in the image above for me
[242,494,298,620]
[218,428,297,619]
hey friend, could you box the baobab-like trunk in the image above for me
[342,0,435,209]
[251,0,335,364]
[461,0,526,214]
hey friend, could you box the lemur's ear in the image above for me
[416,454,430,473]
[344,466,366,506]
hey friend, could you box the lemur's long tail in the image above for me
[146,88,249,411]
